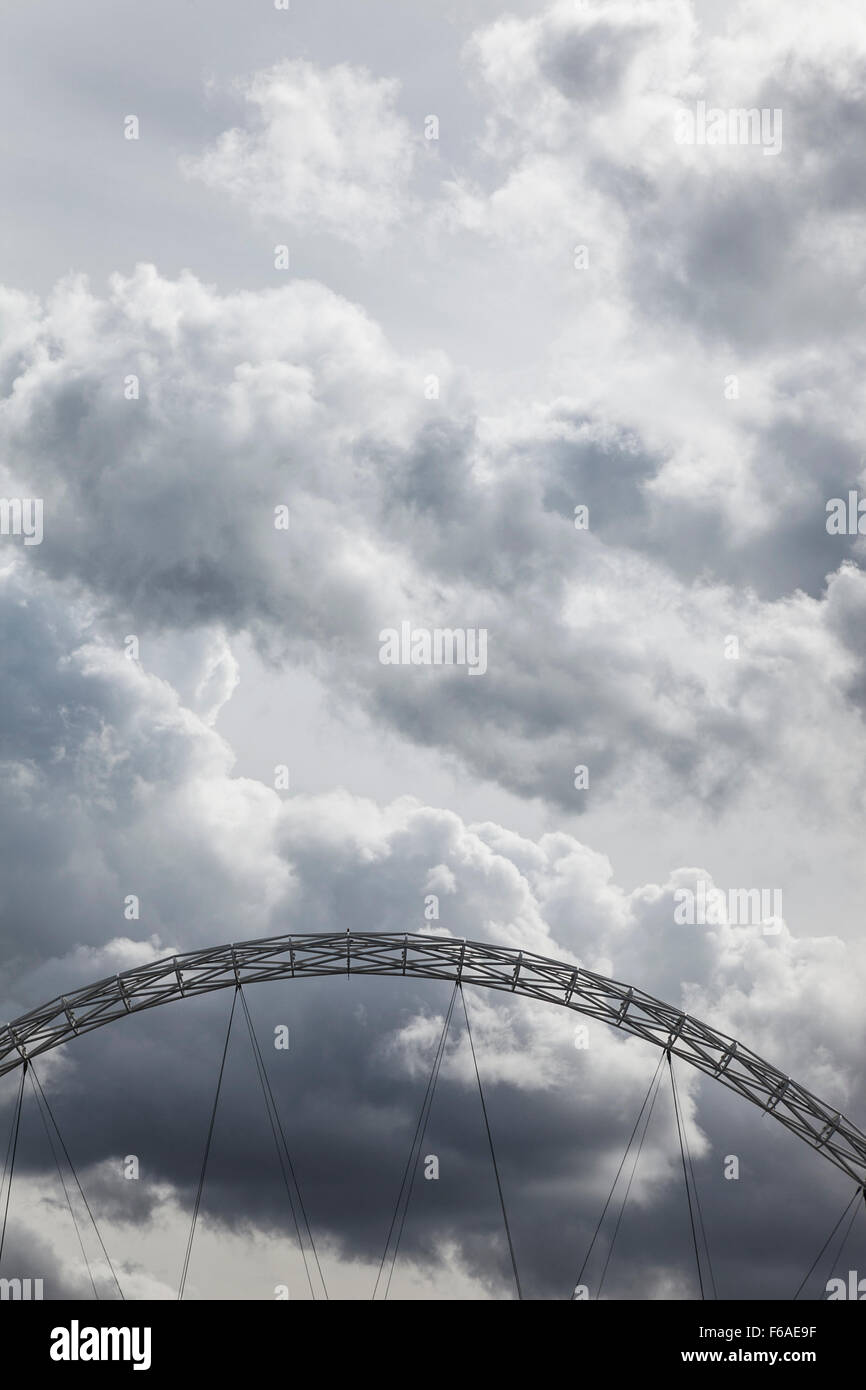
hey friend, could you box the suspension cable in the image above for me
[669,1051,707,1299]
[381,984,459,1299]
[822,1196,863,1298]
[28,1065,124,1299]
[178,987,238,1300]
[28,1070,99,1299]
[0,1060,27,1268]
[0,1064,25,1199]
[238,986,328,1300]
[596,1056,665,1298]
[238,992,313,1300]
[573,1050,665,1296]
[459,984,523,1301]
[669,1058,717,1299]
[373,982,458,1300]
[793,1187,862,1300]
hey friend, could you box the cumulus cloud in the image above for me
[183,60,416,247]
[451,0,866,341]
[435,0,866,603]
[1,572,864,1296]
[4,267,866,826]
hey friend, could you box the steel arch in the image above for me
[0,930,864,1186]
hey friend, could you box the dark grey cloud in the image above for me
[0,579,861,1299]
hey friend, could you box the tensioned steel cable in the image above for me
[238,989,317,1299]
[459,984,523,1301]
[0,1060,27,1267]
[380,985,459,1300]
[28,1065,124,1300]
[572,1050,666,1297]
[238,985,327,1300]
[0,1064,26,1218]
[793,1187,862,1300]
[28,1070,99,1299]
[670,1061,717,1301]
[178,987,238,1300]
[596,1057,665,1299]
[373,981,459,1300]
[0,1066,24,1197]
[669,1055,717,1300]
[669,1051,705,1300]
[821,1197,863,1299]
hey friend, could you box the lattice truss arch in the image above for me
[0,931,863,1186]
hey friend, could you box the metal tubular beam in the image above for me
[0,931,864,1185]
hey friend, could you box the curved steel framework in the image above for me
[1,930,864,1187]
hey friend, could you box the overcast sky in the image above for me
[1,0,865,1300]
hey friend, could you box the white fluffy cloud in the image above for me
[3,265,866,831]
[436,0,866,581]
[184,60,416,247]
